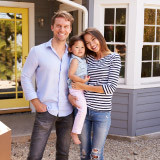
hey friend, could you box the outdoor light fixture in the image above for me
[38,17,45,27]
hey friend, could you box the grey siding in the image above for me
[136,88,160,136]
[109,90,129,136]
[110,87,160,136]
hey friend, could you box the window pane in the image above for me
[144,26,155,42]
[17,21,23,92]
[153,62,160,77]
[0,93,16,100]
[144,9,155,25]
[157,9,160,25]
[18,92,23,98]
[156,27,160,42]
[115,26,125,42]
[104,8,114,24]
[141,62,151,77]
[0,13,14,19]
[116,8,126,24]
[120,62,125,78]
[116,45,126,61]
[142,45,152,61]
[16,14,22,20]
[154,46,160,60]
[107,45,114,52]
[104,26,114,42]
[0,21,16,92]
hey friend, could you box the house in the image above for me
[0,0,160,137]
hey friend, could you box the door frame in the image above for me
[0,1,35,112]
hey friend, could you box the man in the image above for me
[21,10,74,160]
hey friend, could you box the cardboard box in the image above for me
[0,121,11,160]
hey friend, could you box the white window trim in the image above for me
[94,0,160,89]
[94,1,128,85]
[0,1,35,50]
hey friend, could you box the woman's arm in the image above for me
[69,59,89,83]
[72,82,104,93]
[72,53,121,94]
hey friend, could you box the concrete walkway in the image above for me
[0,112,35,137]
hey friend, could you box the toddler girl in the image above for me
[68,35,89,144]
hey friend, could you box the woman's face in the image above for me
[84,34,100,53]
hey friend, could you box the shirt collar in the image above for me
[46,38,68,51]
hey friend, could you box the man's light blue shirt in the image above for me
[21,39,73,117]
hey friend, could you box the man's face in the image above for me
[51,17,72,42]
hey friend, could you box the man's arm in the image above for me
[21,47,47,112]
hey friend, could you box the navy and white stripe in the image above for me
[85,52,121,111]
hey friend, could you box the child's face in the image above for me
[69,40,85,58]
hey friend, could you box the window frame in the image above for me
[142,6,160,84]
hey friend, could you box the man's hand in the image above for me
[68,94,80,109]
[31,98,47,112]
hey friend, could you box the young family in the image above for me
[21,10,121,160]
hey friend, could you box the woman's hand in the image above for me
[71,82,85,90]
[68,94,80,109]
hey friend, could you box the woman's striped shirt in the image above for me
[85,52,121,111]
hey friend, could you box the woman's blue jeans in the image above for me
[80,108,111,160]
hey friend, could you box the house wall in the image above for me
[110,87,160,136]
[2,0,60,45]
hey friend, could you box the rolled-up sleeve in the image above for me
[21,47,38,100]
[102,54,121,95]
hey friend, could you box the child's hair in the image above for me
[51,10,74,27]
[68,35,86,56]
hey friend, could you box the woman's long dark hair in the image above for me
[80,28,110,57]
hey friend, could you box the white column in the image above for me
[125,0,144,89]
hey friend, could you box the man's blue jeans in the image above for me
[80,108,111,160]
[27,111,73,160]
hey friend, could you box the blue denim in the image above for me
[80,108,111,160]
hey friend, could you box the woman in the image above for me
[69,28,121,160]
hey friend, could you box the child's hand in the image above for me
[83,75,90,83]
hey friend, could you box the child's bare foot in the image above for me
[71,132,81,144]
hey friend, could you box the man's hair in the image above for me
[51,10,74,27]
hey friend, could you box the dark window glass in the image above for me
[104,8,114,24]
[104,26,114,42]
[116,45,126,61]
[144,9,155,25]
[153,62,160,77]
[115,26,125,42]
[141,62,151,77]
[107,45,114,52]
[142,46,152,61]
[116,8,126,24]
[153,46,160,60]
[120,62,125,78]
[0,93,16,100]
[144,26,155,42]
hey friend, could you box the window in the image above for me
[104,8,127,78]
[142,8,160,78]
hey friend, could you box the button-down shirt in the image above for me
[21,39,73,117]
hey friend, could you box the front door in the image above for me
[0,7,29,113]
